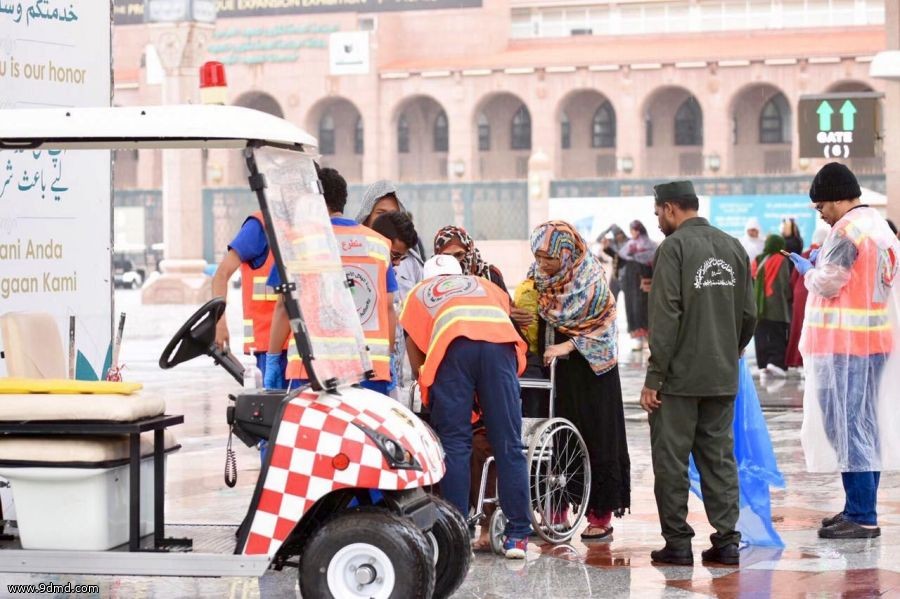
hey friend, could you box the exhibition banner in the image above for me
[549,194,819,253]
[708,194,818,252]
[0,0,113,378]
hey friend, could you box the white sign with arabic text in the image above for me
[0,0,112,378]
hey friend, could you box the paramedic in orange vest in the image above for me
[211,212,286,380]
[401,255,532,559]
[789,162,900,540]
[264,167,398,395]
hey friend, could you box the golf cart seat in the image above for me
[0,312,183,552]
[0,312,67,379]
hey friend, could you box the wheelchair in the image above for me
[408,358,591,552]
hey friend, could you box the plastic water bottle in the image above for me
[243,365,262,390]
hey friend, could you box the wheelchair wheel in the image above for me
[488,508,507,556]
[526,417,591,544]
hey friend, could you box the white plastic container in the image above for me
[0,456,160,551]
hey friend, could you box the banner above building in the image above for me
[114,0,483,24]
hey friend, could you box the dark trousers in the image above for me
[429,338,531,538]
[754,320,789,370]
[817,354,886,525]
[842,472,880,525]
[649,394,740,550]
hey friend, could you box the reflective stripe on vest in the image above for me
[286,336,370,380]
[240,212,280,355]
[428,305,513,355]
[251,276,277,302]
[806,307,891,332]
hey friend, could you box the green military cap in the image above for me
[653,180,697,202]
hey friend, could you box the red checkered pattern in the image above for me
[243,387,445,556]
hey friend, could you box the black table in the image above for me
[0,414,187,552]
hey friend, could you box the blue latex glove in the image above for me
[263,354,286,389]
[788,253,812,275]
[809,248,820,265]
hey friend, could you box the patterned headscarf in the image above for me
[530,220,618,375]
[433,226,492,279]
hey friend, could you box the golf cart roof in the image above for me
[0,105,317,151]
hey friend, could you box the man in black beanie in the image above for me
[790,162,900,539]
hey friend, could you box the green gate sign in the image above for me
[798,93,882,159]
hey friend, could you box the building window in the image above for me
[354,116,364,155]
[591,102,616,148]
[434,110,449,152]
[645,115,653,147]
[511,105,531,150]
[398,114,410,154]
[561,112,571,149]
[319,114,335,155]
[478,113,490,151]
[674,98,702,146]
[759,93,790,144]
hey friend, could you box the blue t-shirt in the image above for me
[228,217,269,270]
[267,217,399,293]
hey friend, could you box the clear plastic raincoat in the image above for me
[800,206,900,472]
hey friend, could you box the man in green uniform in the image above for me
[639,181,757,566]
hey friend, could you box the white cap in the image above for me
[423,255,462,279]
[745,217,761,232]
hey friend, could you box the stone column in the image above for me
[884,0,900,225]
[528,150,552,232]
[142,22,215,304]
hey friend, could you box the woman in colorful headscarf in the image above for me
[753,234,793,377]
[531,220,631,542]
[617,220,657,351]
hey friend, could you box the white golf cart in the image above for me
[0,105,470,598]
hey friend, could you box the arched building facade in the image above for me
[112,0,886,188]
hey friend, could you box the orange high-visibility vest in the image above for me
[400,275,527,405]
[240,212,281,355]
[287,222,393,381]
[802,208,896,356]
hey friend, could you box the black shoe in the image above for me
[650,545,694,566]
[701,543,740,565]
[821,512,845,528]
[818,520,880,539]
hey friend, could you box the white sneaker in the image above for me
[766,364,787,377]
[754,368,767,378]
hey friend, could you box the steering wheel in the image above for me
[159,298,226,370]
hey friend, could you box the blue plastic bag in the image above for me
[689,357,785,547]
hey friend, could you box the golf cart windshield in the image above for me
[0,105,372,392]
[247,146,371,391]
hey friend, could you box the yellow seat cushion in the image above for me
[0,378,142,395]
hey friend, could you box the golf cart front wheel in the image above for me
[428,496,472,599]
[299,507,434,599]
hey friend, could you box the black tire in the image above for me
[428,496,472,599]
[299,507,435,599]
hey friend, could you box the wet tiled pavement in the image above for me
[0,289,895,598]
